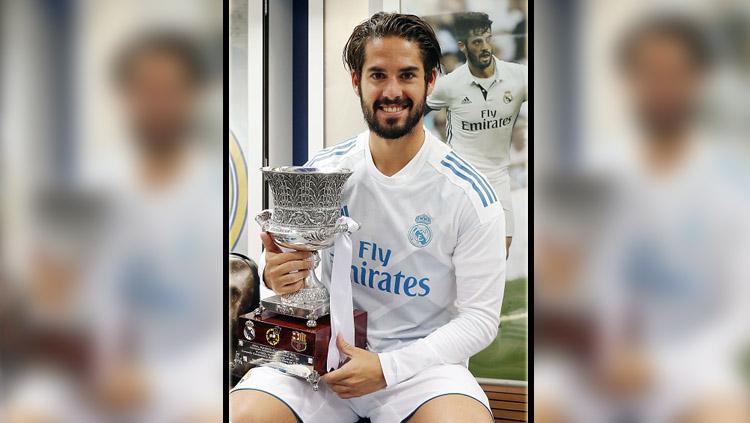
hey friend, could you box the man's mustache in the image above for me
[374,98,413,109]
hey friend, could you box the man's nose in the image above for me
[382,76,403,99]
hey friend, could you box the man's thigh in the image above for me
[407,394,494,423]
[357,364,491,423]
[230,367,357,422]
[230,390,298,423]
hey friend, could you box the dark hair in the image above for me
[113,31,208,87]
[454,12,493,44]
[618,15,712,72]
[343,12,443,83]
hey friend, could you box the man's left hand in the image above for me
[320,334,387,398]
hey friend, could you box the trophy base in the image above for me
[261,294,330,327]
[235,309,367,390]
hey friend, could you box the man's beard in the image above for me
[360,88,426,140]
[467,50,492,70]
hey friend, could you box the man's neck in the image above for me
[137,144,190,191]
[369,125,425,177]
[640,129,694,176]
[468,59,495,79]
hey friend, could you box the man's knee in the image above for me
[229,390,297,423]
[678,394,750,423]
[408,394,493,423]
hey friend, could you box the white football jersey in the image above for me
[427,57,528,182]
[258,128,506,386]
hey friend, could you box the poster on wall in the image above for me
[402,0,529,383]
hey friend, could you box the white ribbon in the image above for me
[326,216,357,371]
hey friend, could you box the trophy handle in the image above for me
[333,218,360,235]
[310,219,359,242]
[255,209,273,231]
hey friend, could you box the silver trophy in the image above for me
[255,166,358,327]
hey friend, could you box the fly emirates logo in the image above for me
[350,241,430,297]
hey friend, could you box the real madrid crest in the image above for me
[291,331,308,352]
[244,320,255,341]
[266,326,281,346]
[503,90,513,104]
[408,214,433,248]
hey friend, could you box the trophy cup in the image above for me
[233,166,366,390]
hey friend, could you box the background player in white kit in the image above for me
[426,12,527,256]
[230,13,505,423]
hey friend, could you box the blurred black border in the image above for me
[527,0,535,420]
[223,0,230,420]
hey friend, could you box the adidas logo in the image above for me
[461,96,472,104]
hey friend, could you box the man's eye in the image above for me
[401,73,416,80]
[371,73,385,80]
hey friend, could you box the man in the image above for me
[230,13,505,423]
[91,32,222,421]
[426,12,527,257]
[536,16,750,422]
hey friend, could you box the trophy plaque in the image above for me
[233,166,366,390]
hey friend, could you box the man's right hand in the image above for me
[261,232,315,295]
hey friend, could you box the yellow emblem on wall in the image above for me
[229,130,248,251]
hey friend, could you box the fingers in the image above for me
[274,258,316,275]
[275,272,310,294]
[265,250,313,266]
[263,249,315,293]
[325,375,361,399]
[260,232,282,253]
[336,334,356,356]
[328,384,357,399]
[320,364,352,386]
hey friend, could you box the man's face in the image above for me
[353,36,436,139]
[625,35,704,135]
[461,29,493,70]
[120,52,198,151]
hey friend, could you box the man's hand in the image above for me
[261,232,315,295]
[320,334,387,399]
[595,346,653,398]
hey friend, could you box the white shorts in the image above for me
[230,364,491,422]
[489,177,514,237]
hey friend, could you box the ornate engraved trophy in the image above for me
[234,166,366,390]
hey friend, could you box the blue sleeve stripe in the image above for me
[307,142,358,167]
[307,138,354,165]
[306,137,357,166]
[440,159,488,207]
[446,153,497,203]
[307,137,355,165]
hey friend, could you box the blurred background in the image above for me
[535,0,750,421]
[1,0,222,421]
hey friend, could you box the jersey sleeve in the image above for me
[426,75,451,111]
[377,208,506,386]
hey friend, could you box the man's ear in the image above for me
[426,67,438,97]
[457,40,466,55]
[351,71,360,97]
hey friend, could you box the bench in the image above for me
[478,378,528,422]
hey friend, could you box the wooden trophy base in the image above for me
[235,309,367,388]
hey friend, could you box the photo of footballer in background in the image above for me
[414,1,528,262]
